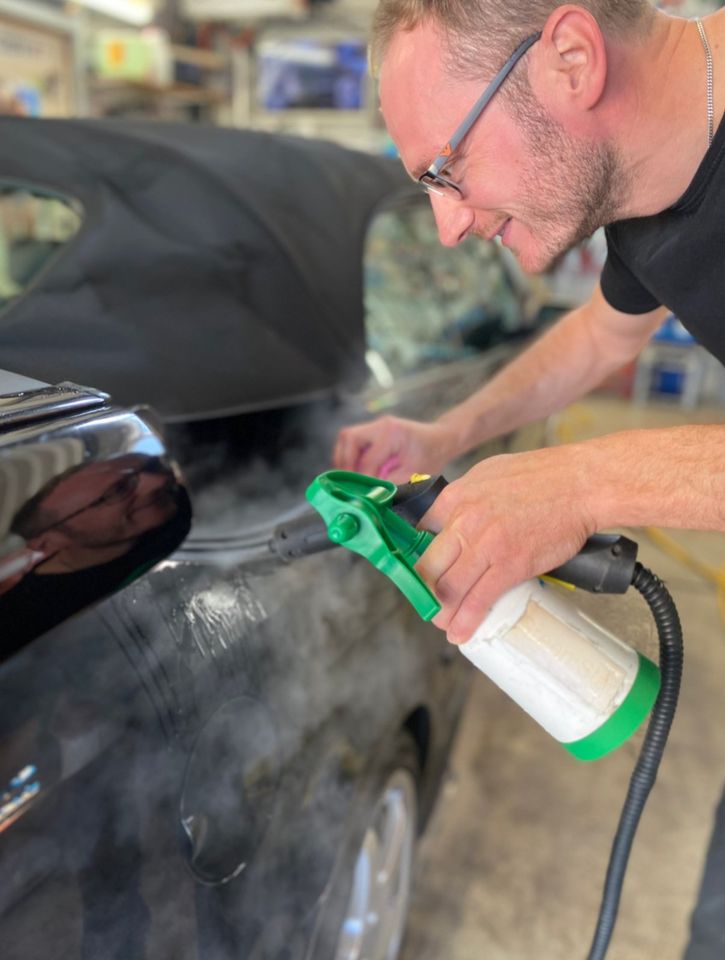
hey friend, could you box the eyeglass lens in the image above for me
[95,471,140,507]
[420,172,462,199]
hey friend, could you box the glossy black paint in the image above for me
[0,123,542,960]
[0,384,472,960]
[0,480,468,960]
[0,391,191,656]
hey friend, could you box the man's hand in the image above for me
[332,416,458,483]
[416,445,598,644]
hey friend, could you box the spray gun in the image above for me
[305,470,660,760]
[272,470,683,960]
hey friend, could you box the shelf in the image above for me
[90,78,228,106]
[170,45,228,71]
[253,107,372,123]
[180,0,308,23]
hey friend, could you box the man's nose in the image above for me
[429,193,475,247]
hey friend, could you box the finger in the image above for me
[427,549,492,633]
[418,489,454,533]
[446,564,518,645]
[378,455,402,479]
[356,436,398,478]
[352,441,372,472]
[333,429,368,471]
[332,429,353,469]
[414,529,463,599]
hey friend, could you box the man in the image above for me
[334,0,725,647]
[0,454,187,657]
[7,454,181,575]
[334,3,725,956]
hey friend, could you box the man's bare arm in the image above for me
[437,284,668,454]
[334,286,667,479]
[418,423,725,643]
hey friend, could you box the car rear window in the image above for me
[364,200,523,376]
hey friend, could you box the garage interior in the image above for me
[1,2,725,960]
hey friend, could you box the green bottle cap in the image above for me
[562,654,661,761]
[305,470,441,620]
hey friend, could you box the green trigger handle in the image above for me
[305,470,640,621]
[305,470,441,620]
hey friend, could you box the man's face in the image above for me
[39,455,178,550]
[380,22,623,272]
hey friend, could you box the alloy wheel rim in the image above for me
[335,768,417,960]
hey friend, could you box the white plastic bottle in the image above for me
[459,579,660,760]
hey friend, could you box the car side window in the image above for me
[0,186,82,311]
[364,200,523,377]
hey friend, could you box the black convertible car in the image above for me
[0,119,545,960]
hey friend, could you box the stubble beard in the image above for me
[508,88,628,273]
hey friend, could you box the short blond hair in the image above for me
[370,0,654,79]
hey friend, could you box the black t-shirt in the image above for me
[0,551,151,661]
[600,113,725,365]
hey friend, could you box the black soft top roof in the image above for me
[0,118,411,421]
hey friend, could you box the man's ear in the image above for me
[536,5,608,113]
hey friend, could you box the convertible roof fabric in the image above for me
[0,118,411,421]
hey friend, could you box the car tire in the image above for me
[314,730,422,960]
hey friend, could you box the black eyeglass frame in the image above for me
[418,32,542,200]
[44,469,142,530]
[40,458,170,532]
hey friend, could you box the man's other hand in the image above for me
[332,416,457,483]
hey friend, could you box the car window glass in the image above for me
[0,186,82,311]
[364,201,523,377]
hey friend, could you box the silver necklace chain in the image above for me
[695,17,714,147]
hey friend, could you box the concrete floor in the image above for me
[401,397,725,960]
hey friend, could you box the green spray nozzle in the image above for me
[305,470,441,620]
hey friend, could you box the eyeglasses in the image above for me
[47,469,142,529]
[418,32,542,201]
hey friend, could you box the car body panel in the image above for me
[0,121,543,959]
[1,504,467,960]
[0,374,470,960]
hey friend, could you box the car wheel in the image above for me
[333,734,420,960]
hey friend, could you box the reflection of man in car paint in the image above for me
[0,455,189,659]
[9,455,180,576]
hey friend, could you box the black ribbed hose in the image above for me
[587,563,684,960]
